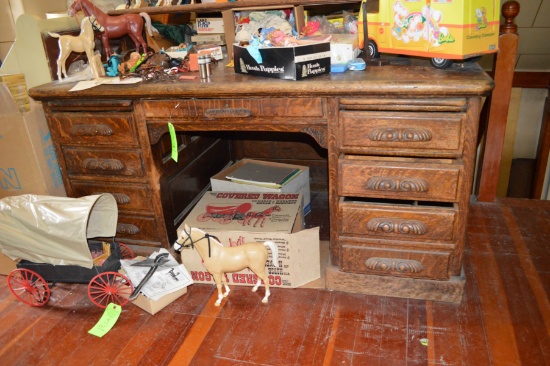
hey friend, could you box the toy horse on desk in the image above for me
[68,0,155,59]
[174,225,279,306]
[49,16,98,80]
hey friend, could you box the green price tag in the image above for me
[88,303,122,337]
[168,122,178,162]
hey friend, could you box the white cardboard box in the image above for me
[0,83,65,198]
[211,159,311,215]
[178,191,320,288]
[196,17,224,34]
[330,34,360,64]
[131,287,188,315]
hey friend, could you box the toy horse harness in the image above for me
[175,228,220,258]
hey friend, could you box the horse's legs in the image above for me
[252,270,271,303]
[221,274,230,297]
[102,35,112,59]
[212,273,224,306]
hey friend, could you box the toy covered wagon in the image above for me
[0,194,134,308]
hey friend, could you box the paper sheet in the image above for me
[69,77,142,92]
[120,249,193,301]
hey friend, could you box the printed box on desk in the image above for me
[233,41,331,80]
[211,159,311,215]
[196,17,225,34]
[178,191,320,288]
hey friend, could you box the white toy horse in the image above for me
[174,224,279,306]
[49,16,98,80]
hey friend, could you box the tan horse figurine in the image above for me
[49,16,97,80]
[174,224,279,306]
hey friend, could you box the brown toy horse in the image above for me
[68,0,154,59]
[174,225,279,306]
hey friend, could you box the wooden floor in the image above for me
[0,197,549,366]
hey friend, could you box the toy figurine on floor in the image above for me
[174,224,279,306]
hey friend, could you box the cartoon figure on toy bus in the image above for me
[359,0,500,68]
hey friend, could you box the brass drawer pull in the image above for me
[83,158,125,171]
[366,177,429,192]
[70,124,113,136]
[117,223,140,235]
[367,218,427,235]
[365,257,424,274]
[204,108,252,118]
[368,127,432,142]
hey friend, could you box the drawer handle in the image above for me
[368,127,432,142]
[83,158,125,172]
[70,124,113,136]
[366,177,429,192]
[204,108,252,118]
[367,218,427,235]
[117,223,140,235]
[365,257,424,274]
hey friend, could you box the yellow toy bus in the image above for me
[359,0,501,68]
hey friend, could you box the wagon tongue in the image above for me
[130,257,171,267]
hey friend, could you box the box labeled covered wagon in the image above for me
[178,191,320,288]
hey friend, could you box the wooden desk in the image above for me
[29,61,493,302]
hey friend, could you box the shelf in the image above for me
[109,0,361,16]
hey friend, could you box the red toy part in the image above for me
[87,272,133,308]
[8,269,51,307]
[118,243,135,260]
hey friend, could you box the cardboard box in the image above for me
[195,44,224,61]
[211,159,311,215]
[0,74,30,113]
[196,17,225,34]
[359,0,500,60]
[131,287,188,315]
[179,191,320,288]
[0,251,17,275]
[191,33,226,45]
[233,41,331,80]
[330,34,360,64]
[0,83,66,198]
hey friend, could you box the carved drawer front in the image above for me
[339,156,461,202]
[339,111,463,156]
[70,181,152,213]
[143,98,326,119]
[340,242,451,280]
[49,113,138,146]
[339,199,457,242]
[63,148,144,177]
[116,214,162,246]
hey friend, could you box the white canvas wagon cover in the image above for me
[0,194,118,268]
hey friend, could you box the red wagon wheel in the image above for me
[87,272,133,308]
[118,243,135,259]
[7,269,51,307]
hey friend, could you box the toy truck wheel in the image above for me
[88,272,133,308]
[430,58,454,69]
[7,269,51,306]
[367,40,380,59]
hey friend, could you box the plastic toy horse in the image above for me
[49,16,96,80]
[68,0,154,59]
[174,224,279,306]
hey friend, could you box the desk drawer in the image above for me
[49,113,138,146]
[339,199,457,242]
[117,214,162,245]
[340,240,451,280]
[339,156,460,202]
[70,181,152,213]
[339,111,463,156]
[63,148,144,177]
[143,98,326,119]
